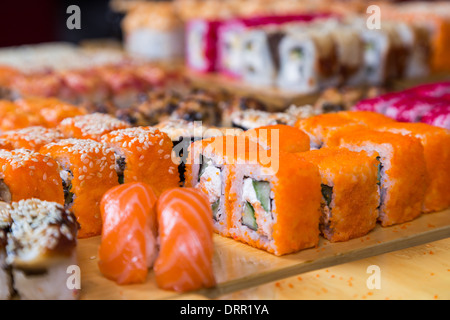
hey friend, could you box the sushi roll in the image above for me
[98,182,158,285]
[295,113,364,149]
[352,91,408,114]
[331,129,428,227]
[228,150,322,256]
[58,113,130,142]
[405,81,450,99]
[376,122,450,212]
[122,2,184,61]
[184,136,239,237]
[5,199,79,300]
[297,148,379,242]
[242,124,310,153]
[0,149,64,205]
[0,126,64,151]
[277,25,339,93]
[14,97,86,128]
[100,127,179,196]
[0,139,13,151]
[420,105,450,130]
[0,202,12,300]
[336,111,396,128]
[40,139,119,238]
[155,119,242,183]
[241,26,285,87]
[384,96,449,123]
[154,187,215,292]
[0,100,43,131]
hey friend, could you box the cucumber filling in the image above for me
[252,180,271,213]
[242,202,258,231]
[198,155,212,181]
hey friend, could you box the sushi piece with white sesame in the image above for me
[6,199,79,300]
[0,202,12,300]
[101,127,180,196]
[40,139,119,238]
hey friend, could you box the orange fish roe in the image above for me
[15,97,86,128]
[376,122,450,213]
[336,111,395,128]
[333,129,428,227]
[0,100,42,131]
[58,113,130,142]
[1,126,65,151]
[242,124,310,153]
[295,113,362,148]
[40,139,119,238]
[0,149,64,204]
[297,147,379,242]
[101,127,179,196]
[0,139,13,151]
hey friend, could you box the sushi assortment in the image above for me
[353,81,450,129]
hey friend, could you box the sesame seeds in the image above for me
[5,199,77,265]
[0,126,64,150]
[102,127,165,152]
[59,113,130,140]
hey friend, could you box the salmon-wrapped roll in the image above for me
[101,127,179,196]
[15,97,86,128]
[376,122,450,213]
[295,113,363,149]
[332,129,428,227]
[0,126,64,151]
[40,139,119,238]
[297,148,379,242]
[0,149,64,205]
[229,149,322,256]
[58,113,130,142]
[242,124,310,153]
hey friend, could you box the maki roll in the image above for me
[384,96,449,123]
[0,139,13,151]
[241,26,285,87]
[336,111,396,128]
[420,105,450,130]
[0,100,42,131]
[0,149,64,205]
[295,113,364,149]
[184,136,238,237]
[58,113,130,142]
[229,150,322,256]
[0,126,64,151]
[101,127,179,196]
[15,97,86,128]
[331,129,428,227]
[242,124,310,153]
[0,202,12,300]
[376,122,450,212]
[40,139,119,238]
[5,199,79,300]
[297,148,379,242]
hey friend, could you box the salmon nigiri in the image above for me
[98,182,158,285]
[154,188,216,292]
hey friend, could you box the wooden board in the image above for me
[78,208,450,300]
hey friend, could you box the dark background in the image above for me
[0,0,125,47]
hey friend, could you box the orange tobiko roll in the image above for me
[336,111,395,128]
[154,187,215,292]
[101,127,179,195]
[297,148,379,242]
[15,97,87,128]
[0,126,64,151]
[229,150,322,256]
[376,122,450,213]
[295,113,362,149]
[58,113,130,142]
[334,129,428,227]
[0,100,42,131]
[0,139,13,150]
[40,139,119,238]
[98,182,158,285]
[242,124,310,153]
[0,149,64,204]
